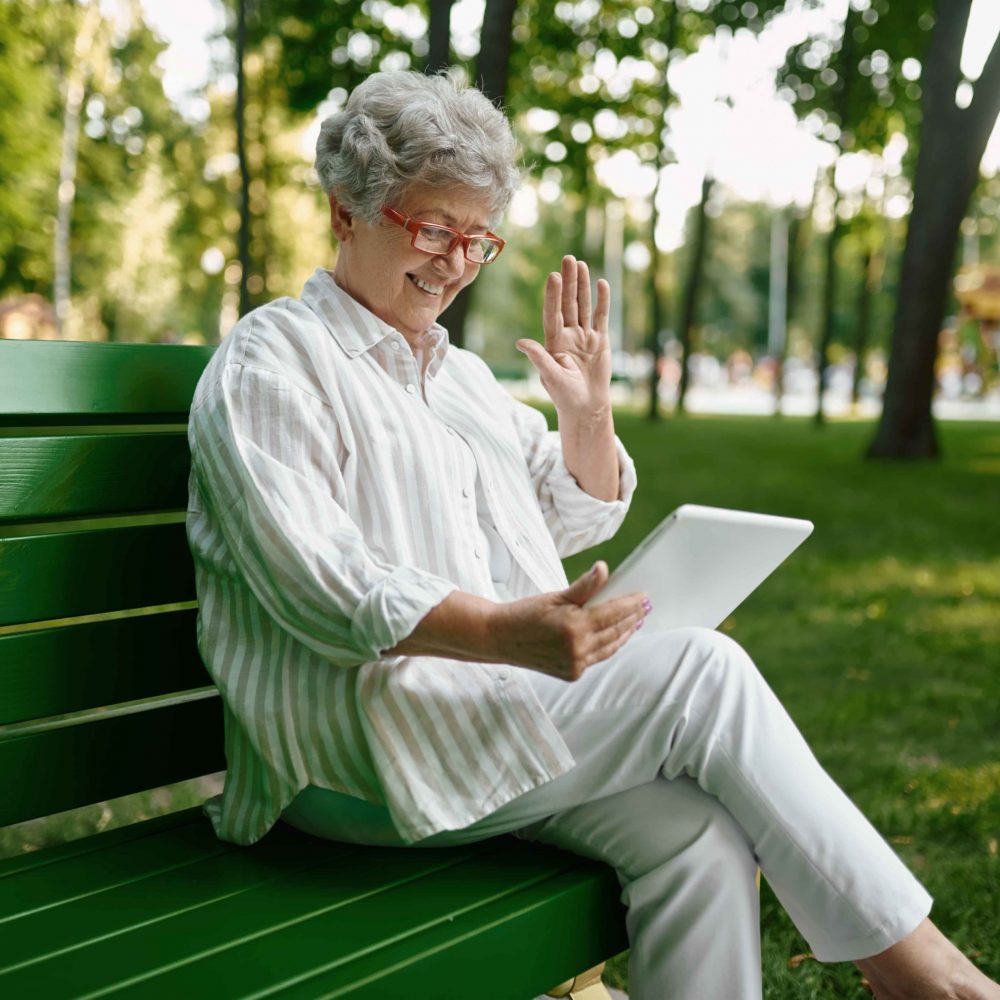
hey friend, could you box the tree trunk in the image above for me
[426,0,453,75]
[438,0,517,349]
[868,0,1000,458]
[476,0,516,103]
[815,173,842,426]
[768,209,789,415]
[54,1,101,338]
[851,244,874,407]
[647,2,679,422]
[777,179,817,416]
[235,0,252,319]
[676,174,713,415]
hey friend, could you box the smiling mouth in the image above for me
[409,274,445,296]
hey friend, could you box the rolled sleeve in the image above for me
[507,392,638,557]
[351,564,458,660]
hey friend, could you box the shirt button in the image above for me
[390,341,401,350]
[405,383,416,394]
[474,549,482,559]
[498,669,510,682]
[447,427,457,436]
[462,486,471,498]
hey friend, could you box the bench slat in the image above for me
[0,522,193,627]
[0,806,204,879]
[0,433,190,523]
[0,609,205,725]
[0,341,214,423]
[0,696,223,826]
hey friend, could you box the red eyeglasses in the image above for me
[380,206,506,264]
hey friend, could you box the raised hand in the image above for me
[516,255,613,418]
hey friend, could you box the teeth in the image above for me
[411,276,444,295]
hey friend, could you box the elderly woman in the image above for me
[186,71,999,1000]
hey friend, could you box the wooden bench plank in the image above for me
[0,610,205,725]
[0,806,204,879]
[0,696,223,826]
[0,522,193,627]
[0,341,214,424]
[0,433,190,523]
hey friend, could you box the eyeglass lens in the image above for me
[413,225,500,263]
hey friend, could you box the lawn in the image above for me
[2,411,997,999]
[560,412,1000,999]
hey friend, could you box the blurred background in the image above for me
[3,0,999,445]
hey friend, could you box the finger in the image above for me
[591,607,645,648]
[543,271,562,340]
[561,255,578,326]
[585,611,646,669]
[594,278,611,336]
[516,338,564,382]
[585,590,649,628]
[576,259,592,330]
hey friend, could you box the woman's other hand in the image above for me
[516,255,613,418]
[488,561,649,682]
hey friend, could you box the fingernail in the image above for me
[643,599,652,613]
[591,565,600,577]
[635,618,645,630]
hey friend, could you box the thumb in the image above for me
[516,339,559,379]
[562,561,609,607]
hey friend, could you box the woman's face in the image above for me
[330,183,495,345]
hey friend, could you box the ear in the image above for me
[328,191,355,243]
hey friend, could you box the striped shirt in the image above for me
[186,268,638,846]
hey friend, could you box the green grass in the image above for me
[559,413,1000,998]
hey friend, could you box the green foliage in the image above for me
[778,0,933,160]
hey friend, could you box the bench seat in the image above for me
[0,805,626,998]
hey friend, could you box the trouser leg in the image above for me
[512,627,932,964]
[515,775,762,1000]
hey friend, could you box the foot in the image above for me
[854,918,1000,1000]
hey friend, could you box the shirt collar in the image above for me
[301,268,451,376]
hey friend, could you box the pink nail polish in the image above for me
[635,618,645,630]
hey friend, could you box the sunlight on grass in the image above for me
[919,762,1000,815]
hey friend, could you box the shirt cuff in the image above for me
[351,565,459,660]
[546,433,637,525]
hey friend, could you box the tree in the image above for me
[234,0,252,317]
[782,0,1000,456]
[869,0,1000,457]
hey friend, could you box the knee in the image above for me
[667,626,759,690]
[602,777,757,888]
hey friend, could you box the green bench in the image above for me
[0,339,628,999]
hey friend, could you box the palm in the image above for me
[519,255,613,415]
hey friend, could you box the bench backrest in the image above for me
[0,340,222,827]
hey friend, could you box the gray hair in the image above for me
[315,70,521,228]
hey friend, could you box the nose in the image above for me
[434,242,469,280]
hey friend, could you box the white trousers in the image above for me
[281,627,932,1000]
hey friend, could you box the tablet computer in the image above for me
[584,504,814,631]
